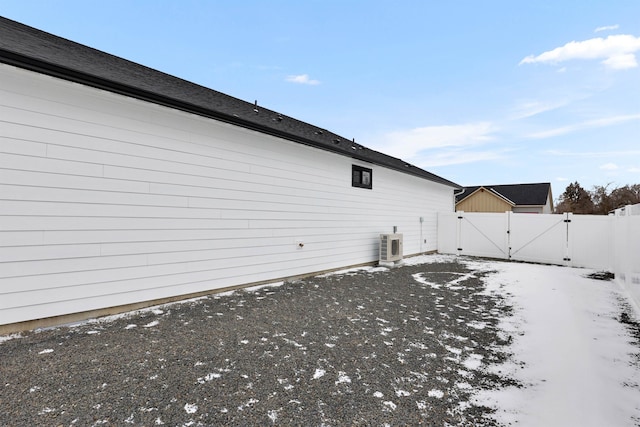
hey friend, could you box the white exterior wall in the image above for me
[512,206,543,214]
[0,64,452,326]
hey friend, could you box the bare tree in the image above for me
[591,184,614,215]
[609,185,640,210]
[555,181,594,214]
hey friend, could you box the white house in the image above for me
[0,17,460,332]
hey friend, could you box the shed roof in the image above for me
[456,183,552,206]
[0,16,459,189]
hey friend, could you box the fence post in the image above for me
[564,212,573,266]
[507,211,512,260]
[456,211,464,256]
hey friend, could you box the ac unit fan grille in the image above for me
[379,233,403,262]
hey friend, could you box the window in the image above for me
[352,165,372,189]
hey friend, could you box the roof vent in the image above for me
[333,139,341,144]
[253,100,259,114]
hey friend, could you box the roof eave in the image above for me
[0,46,460,189]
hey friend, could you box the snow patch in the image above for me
[183,403,198,414]
[382,401,397,410]
[428,389,444,399]
[462,354,483,370]
[335,372,351,385]
[467,321,487,330]
[412,273,441,289]
[38,348,54,354]
[313,369,326,379]
[267,409,279,423]
[197,372,221,383]
[237,398,259,411]
[402,254,458,265]
[470,261,640,427]
[243,281,284,292]
[0,333,22,344]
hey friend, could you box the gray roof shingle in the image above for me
[456,183,552,206]
[0,16,460,188]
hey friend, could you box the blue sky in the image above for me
[2,1,639,195]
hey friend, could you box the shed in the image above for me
[0,17,459,331]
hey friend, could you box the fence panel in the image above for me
[613,204,640,311]
[569,214,613,270]
[509,213,568,265]
[437,212,459,255]
[458,212,509,259]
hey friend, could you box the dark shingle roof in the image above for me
[0,16,460,189]
[456,183,552,206]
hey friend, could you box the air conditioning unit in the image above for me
[379,233,403,263]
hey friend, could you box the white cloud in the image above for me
[600,163,619,170]
[546,148,640,158]
[601,53,638,69]
[526,113,640,139]
[285,74,320,85]
[510,99,569,120]
[381,122,495,159]
[412,148,507,168]
[372,122,501,168]
[519,34,640,70]
[595,25,619,33]
[628,167,640,173]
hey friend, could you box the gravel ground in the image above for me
[0,257,518,426]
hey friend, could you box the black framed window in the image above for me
[352,165,372,189]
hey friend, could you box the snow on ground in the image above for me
[469,259,640,427]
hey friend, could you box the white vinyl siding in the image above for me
[0,64,453,326]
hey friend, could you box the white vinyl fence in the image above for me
[612,204,640,311]
[437,207,640,310]
[437,211,612,269]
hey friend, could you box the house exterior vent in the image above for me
[379,233,403,263]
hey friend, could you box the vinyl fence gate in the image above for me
[437,211,612,270]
